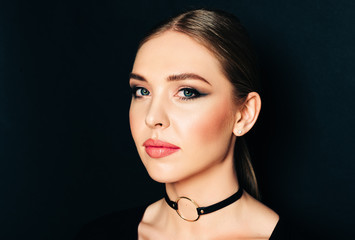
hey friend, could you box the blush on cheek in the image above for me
[188,99,235,142]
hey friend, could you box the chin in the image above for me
[139,154,182,183]
[143,163,185,184]
[145,168,180,184]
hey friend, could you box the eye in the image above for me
[132,87,150,98]
[177,88,204,100]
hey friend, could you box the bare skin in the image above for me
[129,31,279,239]
[138,192,278,240]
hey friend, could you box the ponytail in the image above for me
[235,136,260,200]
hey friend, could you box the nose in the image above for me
[145,97,170,129]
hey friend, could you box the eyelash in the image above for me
[177,88,204,101]
[130,86,206,101]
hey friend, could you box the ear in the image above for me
[233,92,261,136]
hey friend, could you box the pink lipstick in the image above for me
[143,139,180,158]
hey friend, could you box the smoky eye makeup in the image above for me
[129,81,209,101]
[176,87,208,101]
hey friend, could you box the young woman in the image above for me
[77,9,287,240]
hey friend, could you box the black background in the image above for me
[1,0,354,239]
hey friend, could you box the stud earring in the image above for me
[237,130,242,135]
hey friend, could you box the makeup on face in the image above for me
[143,139,180,158]
[129,72,210,102]
[129,31,238,183]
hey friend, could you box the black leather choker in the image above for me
[164,188,243,222]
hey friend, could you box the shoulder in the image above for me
[241,192,280,238]
[269,215,297,240]
[241,193,296,239]
[75,205,147,240]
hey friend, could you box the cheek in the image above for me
[177,98,235,145]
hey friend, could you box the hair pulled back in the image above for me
[139,9,261,199]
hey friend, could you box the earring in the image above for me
[237,130,242,135]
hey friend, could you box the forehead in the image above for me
[133,31,225,82]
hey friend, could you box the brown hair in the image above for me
[139,9,261,199]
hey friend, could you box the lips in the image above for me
[143,139,180,158]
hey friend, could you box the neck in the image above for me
[165,156,239,206]
[154,135,246,239]
[165,135,239,206]
[162,149,242,236]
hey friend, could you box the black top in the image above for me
[75,205,291,240]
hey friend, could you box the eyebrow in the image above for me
[129,73,146,81]
[129,72,211,85]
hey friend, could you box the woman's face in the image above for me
[129,31,238,183]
